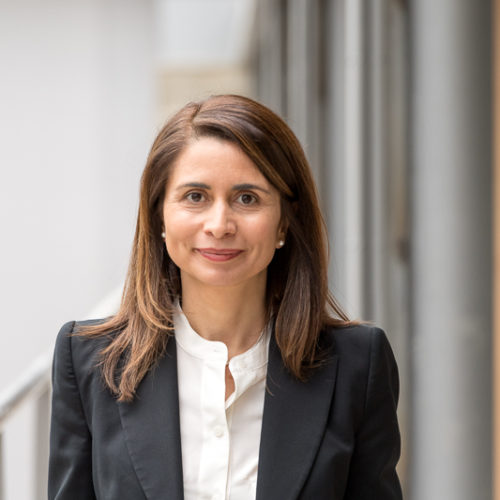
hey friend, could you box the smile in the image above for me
[196,248,244,262]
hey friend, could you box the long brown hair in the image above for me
[80,94,351,402]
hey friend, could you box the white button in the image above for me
[214,426,225,438]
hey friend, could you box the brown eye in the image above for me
[238,193,257,205]
[186,192,204,203]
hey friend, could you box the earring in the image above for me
[278,240,285,248]
[161,232,166,239]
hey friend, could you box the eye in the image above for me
[185,191,205,203]
[237,193,257,205]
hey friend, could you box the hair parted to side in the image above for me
[79,94,352,402]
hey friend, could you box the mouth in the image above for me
[195,248,244,262]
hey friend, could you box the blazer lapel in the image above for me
[256,332,339,500]
[118,338,184,500]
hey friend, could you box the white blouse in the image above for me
[174,308,270,500]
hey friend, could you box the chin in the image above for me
[182,268,266,290]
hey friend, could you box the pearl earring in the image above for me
[278,240,285,248]
[161,232,166,239]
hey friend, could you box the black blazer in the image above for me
[49,320,402,500]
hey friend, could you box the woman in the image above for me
[49,95,402,500]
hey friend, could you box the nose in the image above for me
[203,201,236,238]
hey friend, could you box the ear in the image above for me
[276,207,290,248]
[275,227,287,249]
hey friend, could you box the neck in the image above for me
[180,278,268,359]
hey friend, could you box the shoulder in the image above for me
[55,319,110,350]
[320,323,398,378]
[53,319,112,379]
[323,323,390,351]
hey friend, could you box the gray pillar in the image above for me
[410,2,492,499]
[286,0,324,184]
[325,0,366,317]
[255,0,286,115]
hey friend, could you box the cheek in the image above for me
[252,214,281,239]
[165,225,192,245]
[163,210,196,245]
[164,226,193,267]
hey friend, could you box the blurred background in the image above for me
[0,0,494,499]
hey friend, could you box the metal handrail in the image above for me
[0,352,52,432]
[0,286,122,500]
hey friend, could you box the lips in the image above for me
[196,248,243,262]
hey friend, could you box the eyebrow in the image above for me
[176,182,210,190]
[176,182,271,194]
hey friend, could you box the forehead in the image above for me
[167,137,269,186]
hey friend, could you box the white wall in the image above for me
[0,1,155,497]
[0,0,155,389]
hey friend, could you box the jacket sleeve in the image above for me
[343,327,403,500]
[48,321,97,500]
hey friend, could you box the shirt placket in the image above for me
[199,346,230,500]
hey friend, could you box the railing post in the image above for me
[0,431,4,500]
[34,387,50,500]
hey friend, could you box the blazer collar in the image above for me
[116,330,338,500]
[117,337,184,500]
[256,331,339,500]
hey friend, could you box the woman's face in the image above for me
[162,137,284,293]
